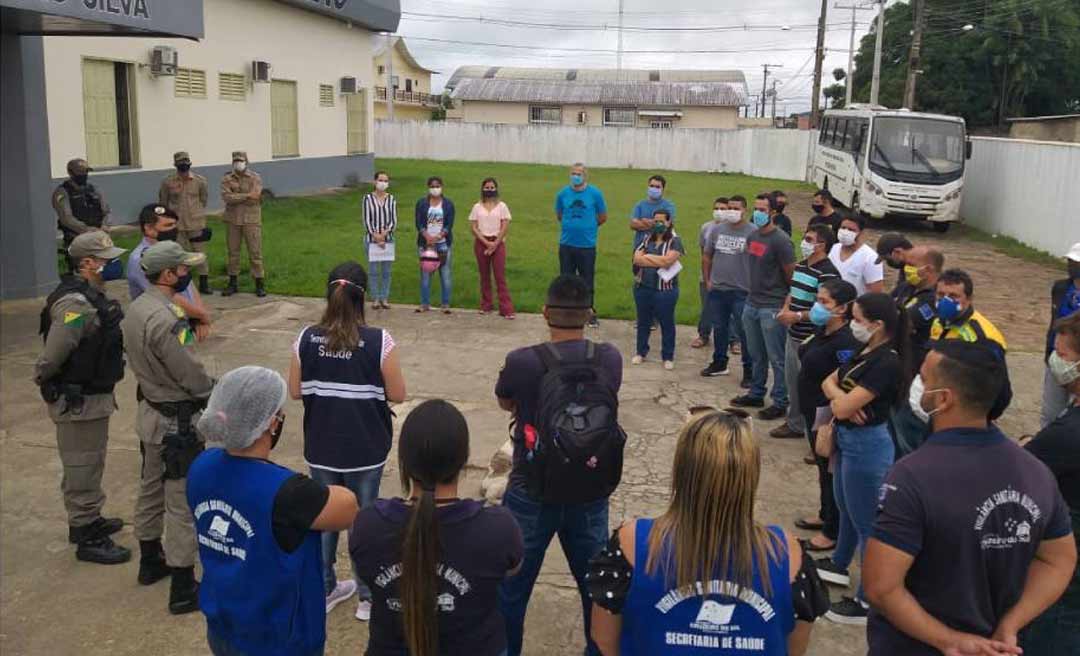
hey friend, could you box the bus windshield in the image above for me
[869,117,965,184]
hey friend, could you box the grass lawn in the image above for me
[117,158,811,325]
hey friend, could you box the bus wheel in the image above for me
[932,222,950,234]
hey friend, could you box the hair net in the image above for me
[197,366,287,450]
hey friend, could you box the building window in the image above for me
[270,79,300,157]
[650,120,673,129]
[529,106,562,124]
[174,68,207,98]
[390,75,399,89]
[81,58,137,168]
[603,107,636,127]
[219,73,246,101]
[347,89,369,154]
[378,65,386,75]
[405,78,412,92]
[319,84,335,107]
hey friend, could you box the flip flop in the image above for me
[805,536,837,552]
[795,518,825,531]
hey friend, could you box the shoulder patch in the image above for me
[836,349,855,365]
[170,319,194,345]
[169,303,186,319]
[918,303,934,321]
[54,192,66,205]
[62,311,85,327]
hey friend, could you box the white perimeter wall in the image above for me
[375,120,815,181]
[961,137,1080,256]
[43,0,376,178]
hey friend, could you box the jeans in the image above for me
[208,629,324,656]
[831,422,894,600]
[498,486,609,656]
[890,403,931,459]
[742,303,788,407]
[708,289,751,373]
[1041,365,1072,428]
[419,245,452,307]
[784,336,806,433]
[633,285,678,361]
[309,465,384,598]
[697,280,711,340]
[475,238,514,315]
[1019,511,1080,654]
[558,245,597,310]
[367,259,393,302]
[804,411,839,541]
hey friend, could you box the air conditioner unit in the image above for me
[340,76,358,94]
[252,60,271,83]
[150,46,178,76]
[578,111,588,124]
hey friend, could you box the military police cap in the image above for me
[173,151,191,164]
[140,241,206,275]
[231,151,248,162]
[66,158,92,175]
[68,231,125,260]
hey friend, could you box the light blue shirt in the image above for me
[127,237,195,302]
[554,184,608,248]
[630,197,677,249]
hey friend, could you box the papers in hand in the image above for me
[658,260,683,283]
[368,241,396,262]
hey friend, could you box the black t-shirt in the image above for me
[835,345,902,427]
[897,286,937,374]
[495,340,623,488]
[774,212,793,237]
[1026,405,1080,511]
[797,325,861,417]
[807,212,842,235]
[349,499,524,656]
[272,473,330,553]
[869,427,1073,655]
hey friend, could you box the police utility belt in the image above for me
[137,386,206,480]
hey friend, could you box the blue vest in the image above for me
[297,325,392,471]
[187,449,324,656]
[620,519,794,656]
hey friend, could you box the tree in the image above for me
[824,68,848,109]
[849,0,1080,127]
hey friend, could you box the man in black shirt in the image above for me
[865,341,1076,656]
[770,189,793,237]
[875,232,915,299]
[807,189,842,235]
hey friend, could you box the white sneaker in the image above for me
[325,580,357,614]
[355,599,372,621]
[631,355,645,365]
[663,361,675,371]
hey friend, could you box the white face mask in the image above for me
[850,320,877,344]
[801,240,818,259]
[837,228,858,246]
[713,209,741,224]
[375,180,389,192]
[1049,351,1080,387]
[909,374,947,424]
[233,161,247,173]
[428,187,442,197]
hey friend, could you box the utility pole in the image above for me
[616,0,624,73]
[835,2,872,107]
[770,79,778,121]
[386,32,395,121]
[903,0,926,108]
[870,0,885,105]
[760,64,783,119]
[810,0,828,128]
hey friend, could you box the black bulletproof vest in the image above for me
[62,180,106,226]
[39,275,125,394]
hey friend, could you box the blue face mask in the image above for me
[647,186,662,200]
[809,302,834,326]
[570,174,584,186]
[99,259,124,281]
[937,296,961,322]
[752,210,770,227]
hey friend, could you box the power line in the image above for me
[401,11,869,33]
[399,34,853,54]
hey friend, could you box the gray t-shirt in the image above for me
[746,227,795,307]
[700,221,755,292]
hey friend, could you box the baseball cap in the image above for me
[1067,242,1080,262]
[231,151,248,162]
[66,158,92,175]
[68,231,126,260]
[875,232,913,264]
[140,241,206,275]
[173,151,191,163]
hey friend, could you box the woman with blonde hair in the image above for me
[587,409,828,655]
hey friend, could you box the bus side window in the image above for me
[832,119,847,147]
[819,118,832,144]
[856,122,869,154]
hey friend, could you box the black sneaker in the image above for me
[729,395,765,408]
[588,317,600,329]
[700,362,731,377]
[69,516,123,544]
[815,557,851,587]
[75,536,132,565]
[758,405,787,421]
[740,371,753,389]
[825,596,869,625]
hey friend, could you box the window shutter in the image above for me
[219,73,247,101]
[319,84,335,107]
[175,68,207,98]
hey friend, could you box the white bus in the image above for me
[812,105,971,232]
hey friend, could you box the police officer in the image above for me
[52,158,111,247]
[122,241,215,615]
[220,151,265,298]
[34,232,130,565]
[159,151,212,295]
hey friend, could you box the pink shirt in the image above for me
[469,201,511,237]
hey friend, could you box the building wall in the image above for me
[461,100,530,125]
[457,101,737,129]
[373,43,431,96]
[676,106,738,129]
[1008,118,1080,144]
[373,102,432,122]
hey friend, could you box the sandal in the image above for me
[690,336,708,349]
[805,535,837,552]
[415,306,430,313]
[441,306,452,315]
[795,518,825,531]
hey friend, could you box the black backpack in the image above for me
[525,341,625,504]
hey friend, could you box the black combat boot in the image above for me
[75,535,131,565]
[198,275,213,295]
[138,539,171,586]
[254,277,266,298]
[68,516,123,544]
[221,275,238,297]
[168,566,200,615]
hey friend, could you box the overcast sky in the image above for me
[394,0,893,115]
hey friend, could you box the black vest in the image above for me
[39,275,125,394]
[60,181,106,236]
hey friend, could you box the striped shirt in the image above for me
[635,234,685,291]
[362,192,397,243]
[788,257,840,341]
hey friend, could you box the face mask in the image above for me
[712,209,726,221]
[1049,351,1080,386]
[172,271,192,293]
[651,221,668,235]
[885,258,903,270]
[811,203,825,214]
[156,228,179,243]
[428,187,442,197]
[752,210,770,227]
[176,163,192,174]
[72,174,89,186]
[837,228,858,246]
[801,240,818,259]
[98,259,123,281]
[270,414,285,450]
[775,201,786,211]
[851,320,877,344]
[647,187,662,200]
[482,189,498,198]
[937,296,961,322]
[904,264,924,286]
[1067,263,1080,280]
[232,161,246,173]
[375,180,389,192]
[570,174,584,186]
[908,375,947,424]
[809,302,834,326]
